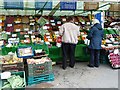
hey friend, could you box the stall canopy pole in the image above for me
[90,10,92,25]
[49,2,60,16]
[37,0,49,15]
[98,3,111,9]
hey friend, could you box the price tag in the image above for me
[57,21,61,24]
[28,31,32,34]
[6,32,11,35]
[46,33,50,35]
[46,22,49,24]
[51,23,55,26]
[62,18,66,21]
[81,22,85,24]
[24,35,29,38]
[15,21,21,23]
[81,32,84,35]
[16,29,20,32]
[58,26,61,28]
[48,39,52,42]
[7,24,12,27]
[24,28,29,31]
[87,22,90,25]
[31,35,35,38]
[12,34,17,37]
[46,36,50,38]
[24,40,27,43]
[43,26,48,29]
[30,23,35,25]
[50,20,54,22]
[45,42,50,45]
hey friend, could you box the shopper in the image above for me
[59,17,80,70]
[87,19,104,68]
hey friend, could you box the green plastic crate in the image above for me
[1,71,26,90]
[0,46,17,55]
[33,43,49,55]
[28,61,52,77]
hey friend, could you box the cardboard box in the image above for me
[84,2,99,10]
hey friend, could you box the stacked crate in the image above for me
[27,59,54,85]
[0,63,24,72]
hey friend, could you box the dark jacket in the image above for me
[87,23,104,49]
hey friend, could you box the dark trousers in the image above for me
[89,49,100,66]
[61,42,76,69]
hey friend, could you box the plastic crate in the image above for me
[28,61,52,77]
[0,63,24,72]
[33,43,49,55]
[0,46,17,55]
[27,73,54,86]
[1,71,26,89]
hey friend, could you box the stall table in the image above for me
[48,44,90,62]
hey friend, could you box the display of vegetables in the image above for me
[27,57,51,64]
[2,75,25,89]
[0,54,23,64]
[108,51,120,68]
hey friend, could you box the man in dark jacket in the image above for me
[87,19,104,68]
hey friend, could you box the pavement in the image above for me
[26,62,119,88]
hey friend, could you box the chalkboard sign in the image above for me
[60,0,77,11]
[35,0,52,10]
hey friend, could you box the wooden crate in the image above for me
[0,62,24,72]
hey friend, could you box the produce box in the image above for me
[1,71,26,89]
[28,60,52,77]
[108,52,120,69]
[33,43,49,55]
[0,46,17,55]
[0,63,24,72]
[27,72,54,86]
[17,46,34,58]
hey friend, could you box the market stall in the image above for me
[0,0,119,89]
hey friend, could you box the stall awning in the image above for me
[0,0,119,16]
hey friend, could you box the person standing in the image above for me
[59,17,80,70]
[87,19,104,68]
